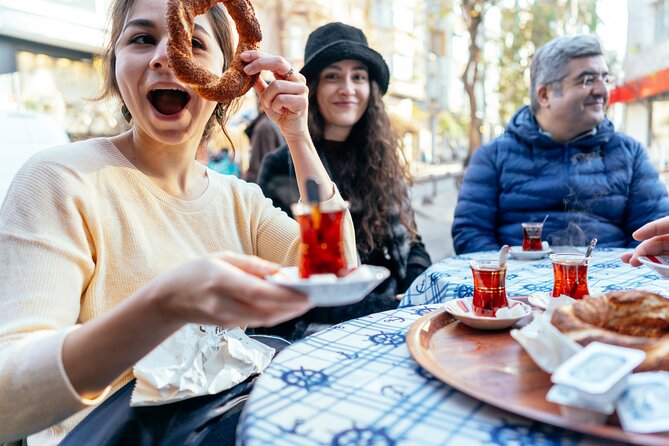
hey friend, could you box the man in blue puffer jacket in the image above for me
[452,35,669,254]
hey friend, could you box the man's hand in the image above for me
[621,216,669,266]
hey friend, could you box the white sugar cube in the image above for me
[495,302,526,318]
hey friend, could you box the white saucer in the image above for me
[266,265,390,307]
[443,298,532,330]
[638,255,669,279]
[508,242,552,260]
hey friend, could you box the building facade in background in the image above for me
[610,0,669,172]
[0,0,122,138]
[0,0,495,165]
[255,0,437,163]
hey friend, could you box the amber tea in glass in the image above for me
[521,222,544,251]
[291,201,347,278]
[470,260,508,317]
[550,253,590,299]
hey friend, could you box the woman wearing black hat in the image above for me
[257,22,431,339]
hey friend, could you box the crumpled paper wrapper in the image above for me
[510,294,583,373]
[131,325,274,406]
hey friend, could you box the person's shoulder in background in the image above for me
[257,145,297,216]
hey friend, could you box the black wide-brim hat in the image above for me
[300,22,390,95]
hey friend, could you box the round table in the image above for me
[401,247,668,307]
[237,305,621,446]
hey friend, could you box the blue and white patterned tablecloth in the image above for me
[238,305,622,446]
[402,247,668,307]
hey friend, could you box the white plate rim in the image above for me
[265,265,391,307]
[508,246,552,260]
[443,298,532,330]
[638,256,669,270]
[638,256,669,278]
[266,265,390,286]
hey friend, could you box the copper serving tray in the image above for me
[406,309,669,446]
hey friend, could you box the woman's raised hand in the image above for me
[241,50,335,201]
[621,216,669,266]
[241,51,309,141]
[151,251,311,328]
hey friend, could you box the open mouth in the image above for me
[148,89,190,116]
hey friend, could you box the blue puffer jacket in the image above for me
[452,106,669,254]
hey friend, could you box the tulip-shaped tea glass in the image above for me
[291,201,348,278]
[521,222,544,251]
[550,253,590,299]
[470,259,508,317]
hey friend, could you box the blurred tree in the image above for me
[496,0,598,125]
[461,0,498,157]
[433,0,600,159]
[439,111,468,142]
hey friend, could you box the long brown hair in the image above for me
[307,78,417,253]
[96,0,240,148]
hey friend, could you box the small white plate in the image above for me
[443,298,532,330]
[266,265,390,307]
[638,255,669,279]
[508,242,552,260]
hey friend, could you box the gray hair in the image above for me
[530,35,604,113]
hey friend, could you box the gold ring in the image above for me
[282,66,294,78]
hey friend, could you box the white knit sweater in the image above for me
[0,138,356,444]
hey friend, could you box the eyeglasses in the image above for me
[581,73,615,89]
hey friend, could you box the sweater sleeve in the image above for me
[0,157,104,442]
[622,141,669,246]
[451,144,502,254]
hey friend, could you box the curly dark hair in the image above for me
[307,77,417,253]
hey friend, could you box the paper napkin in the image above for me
[131,325,274,406]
